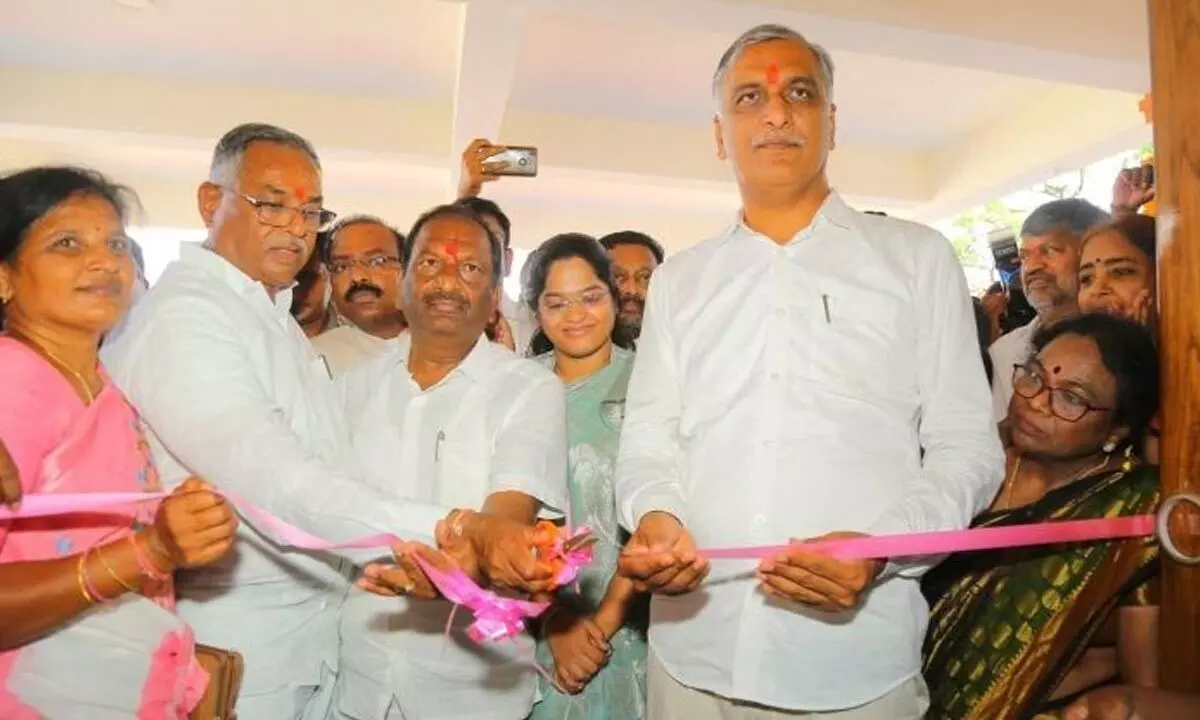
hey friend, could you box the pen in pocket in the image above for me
[822,294,831,324]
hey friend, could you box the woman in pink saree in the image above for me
[0,166,238,718]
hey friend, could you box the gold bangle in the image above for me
[96,545,138,595]
[77,553,97,605]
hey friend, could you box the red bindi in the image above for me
[445,240,459,260]
[292,186,305,202]
[765,62,780,85]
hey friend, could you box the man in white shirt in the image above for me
[312,215,408,375]
[333,203,567,720]
[988,198,1109,421]
[104,123,561,720]
[614,25,1004,719]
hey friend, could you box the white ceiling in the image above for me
[0,0,1152,251]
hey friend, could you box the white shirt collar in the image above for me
[179,243,295,317]
[728,190,857,246]
[389,332,494,387]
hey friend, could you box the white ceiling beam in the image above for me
[540,0,1148,93]
[910,86,1150,222]
[447,0,531,197]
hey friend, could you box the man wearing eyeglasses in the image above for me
[312,216,408,376]
[105,123,556,720]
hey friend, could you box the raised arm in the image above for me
[106,296,451,548]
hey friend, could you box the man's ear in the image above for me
[0,263,13,306]
[827,102,838,152]
[197,182,223,229]
[713,114,728,161]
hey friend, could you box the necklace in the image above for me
[1000,453,1115,510]
[7,330,99,404]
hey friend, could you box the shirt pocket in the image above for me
[806,284,908,398]
[435,430,491,509]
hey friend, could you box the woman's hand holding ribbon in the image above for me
[755,531,882,611]
[544,608,610,694]
[618,511,709,594]
[142,477,238,571]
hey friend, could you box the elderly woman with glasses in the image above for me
[921,313,1161,720]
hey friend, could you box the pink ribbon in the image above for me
[411,555,550,643]
[0,492,399,551]
[1,492,589,643]
[699,515,1157,559]
[550,525,595,587]
[4,494,1161,639]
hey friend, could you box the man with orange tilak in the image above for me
[614,25,1001,719]
[333,203,568,720]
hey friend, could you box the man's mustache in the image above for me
[1024,270,1055,287]
[752,133,805,149]
[423,290,470,309]
[619,293,645,312]
[346,282,383,301]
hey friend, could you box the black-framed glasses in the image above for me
[1011,362,1111,422]
[327,256,401,275]
[227,190,336,232]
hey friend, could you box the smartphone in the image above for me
[987,228,1037,332]
[489,146,538,177]
[988,228,1020,282]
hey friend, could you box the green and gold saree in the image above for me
[921,465,1159,720]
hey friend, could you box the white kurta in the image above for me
[103,244,469,719]
[334,334,568,720]
[312,322,405,377]
[988,318,1041,422]
[615,193,1004,712]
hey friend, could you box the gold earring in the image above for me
[1121,445,1135,472]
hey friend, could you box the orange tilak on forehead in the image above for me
[445,240,460,261]
[765,62,781,86]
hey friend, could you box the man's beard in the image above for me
[619,294,645,339]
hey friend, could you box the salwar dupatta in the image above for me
[921,465,1159,720]
[0,338,206,719]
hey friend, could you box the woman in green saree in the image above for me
[922,313,1161,720]
[523,233,647,720]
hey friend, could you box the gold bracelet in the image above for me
[96,544,138,595]
[77,553,97,605]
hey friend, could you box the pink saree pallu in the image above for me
[0,338,206,719]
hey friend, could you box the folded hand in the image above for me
[756,532,881,612]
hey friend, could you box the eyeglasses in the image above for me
[1011,363,1111,422]
[539,289,613,316]
[327,256,400,275]
[227,190,336,233]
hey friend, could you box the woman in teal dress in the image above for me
[524,233,647,720]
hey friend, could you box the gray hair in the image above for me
[208,122,322,187]
[1020,199,1110,240]
[712,24,835,104]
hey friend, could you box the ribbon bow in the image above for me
[412,555,549,643]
